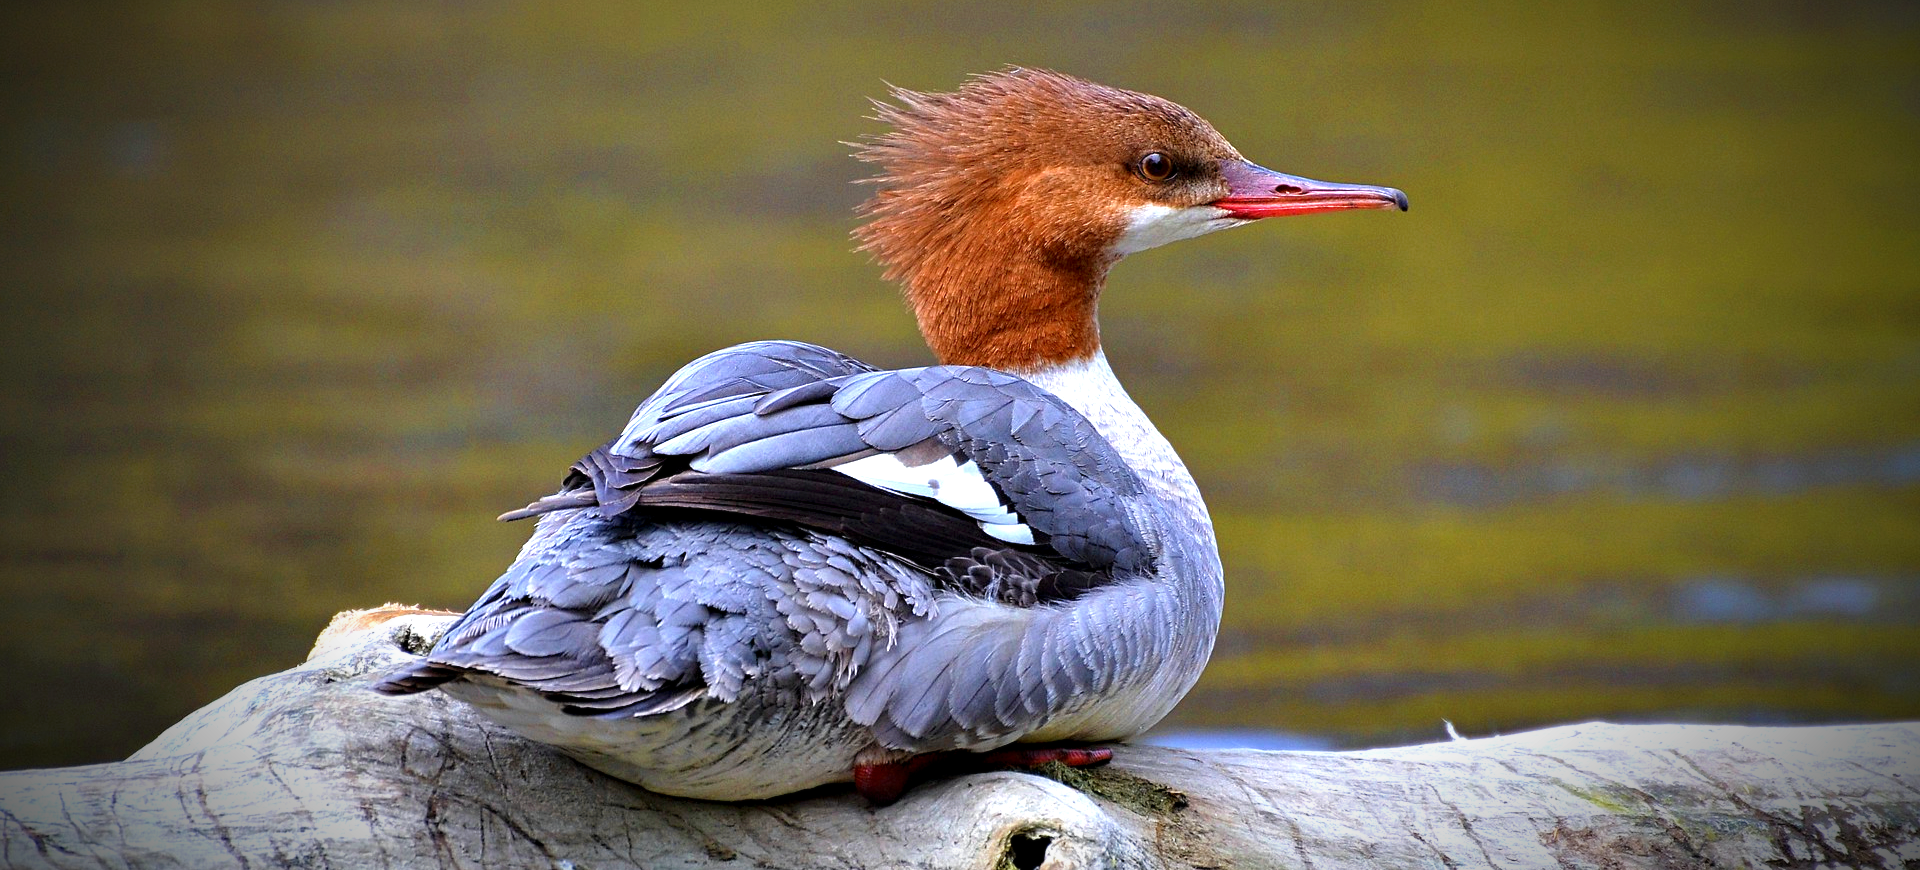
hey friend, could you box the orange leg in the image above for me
[977,746,1113,769]
[853,745,1113,805]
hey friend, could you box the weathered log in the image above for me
[1,611,1915,869]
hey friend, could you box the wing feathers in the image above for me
[501,341,1157,608]
[695,421,870,476]
[381,338,1188,756]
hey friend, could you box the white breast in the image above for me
[1017,351,1215,538]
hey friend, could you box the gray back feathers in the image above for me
[375,340,1189,750]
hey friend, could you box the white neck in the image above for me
[1016,351,1214,537]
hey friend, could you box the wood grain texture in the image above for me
[1,612,1915,869]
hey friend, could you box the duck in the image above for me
[372,67,1405,803]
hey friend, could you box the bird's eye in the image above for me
[1136,152,1174,182]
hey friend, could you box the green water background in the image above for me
[2,1,1917,768]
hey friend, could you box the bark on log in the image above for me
[1,611,1916,869]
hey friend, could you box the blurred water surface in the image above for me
[2,1,1917,768]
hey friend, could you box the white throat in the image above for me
[1110,204,1247,256]
[1017,351,1213,535]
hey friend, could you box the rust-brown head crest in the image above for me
[853,67,1405,373]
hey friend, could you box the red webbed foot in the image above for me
[852,744,1114,806]
[978,745,1113,770]
[852,752,942,805]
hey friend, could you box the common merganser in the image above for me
[373,68,1405,803]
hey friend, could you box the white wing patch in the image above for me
[978,522,1036,546]
[831,451,1036,545]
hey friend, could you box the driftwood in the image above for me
[1,611,1916,869]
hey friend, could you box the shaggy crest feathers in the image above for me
[851,68,1241,372]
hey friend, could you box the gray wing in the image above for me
[378,340,1170,750]
[518,339,1159,599]
[375,517,936,714]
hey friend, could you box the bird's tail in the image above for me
[369,661,466,696]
